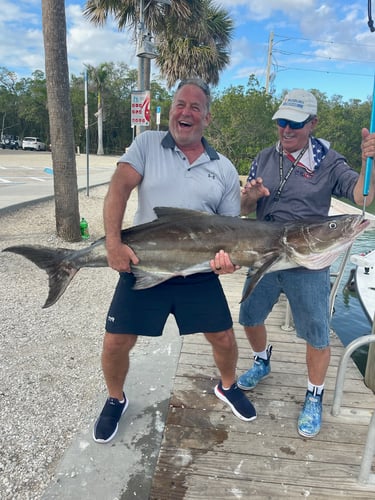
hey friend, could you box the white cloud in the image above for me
[66,4,137,76]
[218,0,316,21]
[0,0,373,100]
[0,2,43,75]
[0,1,138,78]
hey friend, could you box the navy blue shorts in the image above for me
[105,272,233,336]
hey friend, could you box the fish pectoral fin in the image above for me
[131,268,174,290]
[240,255,281,303]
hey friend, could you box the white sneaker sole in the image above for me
[93,398,129,444]
[214,385,256,422]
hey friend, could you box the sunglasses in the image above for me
[177,78,210,97]
[276,116,313,130]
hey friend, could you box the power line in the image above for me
[267,31,375,82]
[275,48,375,65]
[274,32,375,49]
[276,64,373,78]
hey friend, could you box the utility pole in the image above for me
[265,31,274,94]
[137,0,146,135]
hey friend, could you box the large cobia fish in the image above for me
[2,207,370,308]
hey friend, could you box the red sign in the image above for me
[131,91,151,126]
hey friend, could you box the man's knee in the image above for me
[204,329,236,350]
[103,332,137,354]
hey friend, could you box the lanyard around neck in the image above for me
[274,143,308,202]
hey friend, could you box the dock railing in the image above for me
[281,240,375,485]
[331,316,375,485]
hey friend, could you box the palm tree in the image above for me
[156,0,233,87]
[86,63,110,155]
[41,0,81,241]
[83,0,233,88]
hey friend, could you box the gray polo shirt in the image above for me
[118,131,240,225]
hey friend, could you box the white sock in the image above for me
[308,380,324,395]
[254,350,268,360]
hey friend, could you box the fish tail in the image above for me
[3,245,79,308]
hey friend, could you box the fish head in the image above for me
[283,214,370,269]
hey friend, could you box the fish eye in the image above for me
[329,222,337,229]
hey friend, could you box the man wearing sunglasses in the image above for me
[237,88,375,438]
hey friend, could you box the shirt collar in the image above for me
[161,131,219,160]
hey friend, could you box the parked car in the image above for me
[1,135,21,150]
[22,137,47,151]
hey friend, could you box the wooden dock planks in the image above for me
[150,270,375,499]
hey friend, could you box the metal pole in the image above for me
[84,69,90,197]
[137,0,145,136]
[265,31,274,94]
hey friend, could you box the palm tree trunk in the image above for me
[42,0,81,242]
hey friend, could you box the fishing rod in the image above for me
[362,74,375,216]
[368,0,375,32]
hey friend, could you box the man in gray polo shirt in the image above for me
[93,78,256,444]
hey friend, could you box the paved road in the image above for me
[0,150,118,210]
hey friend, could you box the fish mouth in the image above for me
[358,218,370,231]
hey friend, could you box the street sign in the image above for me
[156,106,161,126]
[131,91,151,126]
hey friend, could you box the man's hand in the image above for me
[241,177,270,199]
[106,241,139,272]
[240,177,270,216]
[210,249,241,275]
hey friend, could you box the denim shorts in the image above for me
[239,268,331,349]
[105,272,233,336]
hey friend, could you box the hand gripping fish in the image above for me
[2,207,370,308]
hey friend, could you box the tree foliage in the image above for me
[83,0,233,88]
[207,76,276,174]
[155,0,233,87]
[1,66,372,177]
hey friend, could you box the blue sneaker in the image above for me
[297,390,323,438]
[93,393,129,443]
[214,381,256,421]
[237,345,272,390]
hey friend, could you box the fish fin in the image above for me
[3,245,78,308]
[153,207,212,219]
[131,262,212,290]
[240,255,281,303]
[131,267,174,289]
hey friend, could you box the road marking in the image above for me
[0,178,12,183]
[29,177,47,182]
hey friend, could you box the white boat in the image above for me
[351,250,375,323]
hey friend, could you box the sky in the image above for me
[1,0,375,103]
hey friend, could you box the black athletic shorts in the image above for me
[105,272,233,336]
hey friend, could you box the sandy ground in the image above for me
[0,183,140,499]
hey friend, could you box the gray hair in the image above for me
[175,78,211,111]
